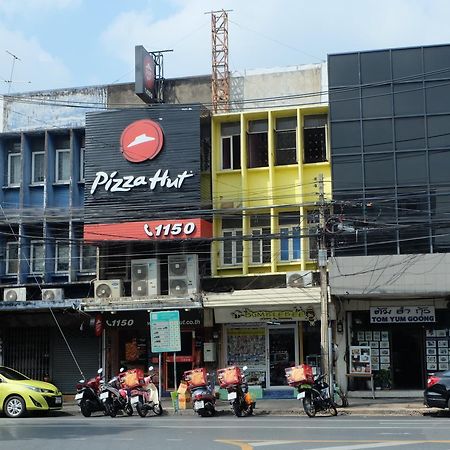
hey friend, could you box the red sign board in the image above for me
[84,218,212,242]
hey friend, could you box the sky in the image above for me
[1,0,450,95]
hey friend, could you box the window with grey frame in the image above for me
[250,215,271,264]
[303,115,328,163]
[32,151,45,184]
[222,217,243,266]
[275,117,297,165]
[221,122,241,170]
[55,241,70,273]
[7,152,21,186]
[247,119,268,168]
[30,240,44,273]
[55,149,70,182]
[5,241,18,275]
[80,244,97,272]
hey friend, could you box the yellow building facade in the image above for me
[211,105,332,278]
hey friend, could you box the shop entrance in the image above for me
[391,327,424,389]
[267,325,298,387]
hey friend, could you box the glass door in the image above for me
[267,325,298,387]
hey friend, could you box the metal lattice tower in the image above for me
[209,10,231,113]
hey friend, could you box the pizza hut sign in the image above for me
[90,119,194,195]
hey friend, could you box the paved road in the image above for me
[1,414,450,450]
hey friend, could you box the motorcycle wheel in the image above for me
[303,396,316,418]
[232,400,243,417]
[152,403,163,416]
[125,404,133,416]
[199,403,215,417]
[79,400,91,418]
[136,402,148,418]
[105,400,116,418]
[329,403,338,416]
[244,404,254,416]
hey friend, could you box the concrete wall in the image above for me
[230,63,327,111]
[329,254,450,297]
[2,87,107,132]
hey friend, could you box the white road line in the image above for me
[305,441,416,450]
[250,441,301,447]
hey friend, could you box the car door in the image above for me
[0,375,8,408]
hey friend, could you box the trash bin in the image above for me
[170,390,178,413]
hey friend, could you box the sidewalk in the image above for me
[61,396,438,417]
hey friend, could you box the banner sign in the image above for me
[370,306,436,324]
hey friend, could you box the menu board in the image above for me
[150,310,181,353]
[356,329,390,372]
[425,329,450,372]
[350,346,372,374]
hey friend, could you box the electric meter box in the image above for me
[203,342,216,362]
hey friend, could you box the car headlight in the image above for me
[25,385,54,394]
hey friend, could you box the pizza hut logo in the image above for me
[120,119,164,163]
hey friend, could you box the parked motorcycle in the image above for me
[285,364,337,417]
[183,367,216,417]
[75,368,105,417]
[130,366,163,417]
[217,365,255,417]
[100,368,134,417]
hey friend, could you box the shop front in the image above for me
[205,287,334,389]
[102,308,204,391]
[347,300,450,391]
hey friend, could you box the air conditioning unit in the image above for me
[131,258,160,297]
[3,287,27,302]
[286,271,313,288]
[94,279,123,299]
[41,288,64,301]
[168,254,199,297]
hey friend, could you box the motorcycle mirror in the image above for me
[148,366,154,371]
[242,365,248,371]
[79,379,85,383]
[97,368,103,374]
[119,367,125,373]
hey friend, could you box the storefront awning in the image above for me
[203,287,322,308]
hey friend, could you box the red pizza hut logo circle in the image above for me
[120,119,164,163]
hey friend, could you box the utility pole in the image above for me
[317,174,330,381]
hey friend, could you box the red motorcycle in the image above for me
[129,366,163,417]
[75,368,105,417]
[183,368,216,417]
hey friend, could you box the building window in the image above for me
[56,149,70,182]
[221,122,241,170]
[251,227,271,264]
[8,153,21,186]
[32,152,45,184]
[247,119,268,168]
[222,229,243,265]
[5,242,18,275]
[55,242,69,273]
[80,147,85,181]
[30,241,44,273]
[80,244,97,272]
[304,115,327,164]
[279,212,301,262]
[275,117,297,166]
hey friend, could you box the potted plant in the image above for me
[374,369,391,389]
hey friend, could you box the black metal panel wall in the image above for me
[84,105,202,224]
[328,44,450,256]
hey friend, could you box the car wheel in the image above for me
[4,395,26,418]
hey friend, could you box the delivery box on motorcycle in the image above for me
[217,366,241,388]
[285,364,314,386]
[120,368,144,389]
[183,368,208,388]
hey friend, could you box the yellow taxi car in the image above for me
[0,366,63,417]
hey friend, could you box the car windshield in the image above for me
[0,367,29,380]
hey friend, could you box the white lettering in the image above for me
[90,170,195,194]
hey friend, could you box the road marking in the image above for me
[250,441,302,447]
[216,439,253,450]
[304,441,415,450]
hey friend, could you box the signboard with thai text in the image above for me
[370,306,436,324]
[150,310,181,353]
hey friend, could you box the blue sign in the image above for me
[150,310,181,353]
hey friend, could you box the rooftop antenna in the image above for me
[4,50,30,94]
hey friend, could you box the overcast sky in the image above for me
[1,0,450,95]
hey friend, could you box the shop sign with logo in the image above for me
[214,305,324,324]
[84,106,203,235]
[370,306,436,324]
